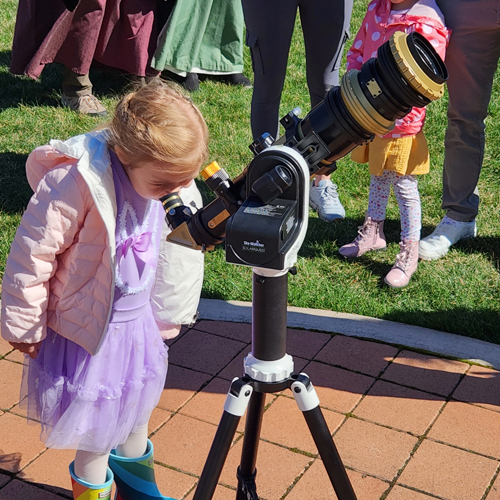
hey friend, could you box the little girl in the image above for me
[1,82,208,499]
[338,0,449,288]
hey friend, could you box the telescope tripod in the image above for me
[192,271,358,500]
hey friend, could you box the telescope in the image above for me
[161,31,447,272]
[161,31,447,500]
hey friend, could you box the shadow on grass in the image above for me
[382,308,500,344]
[459,235,500,272]
[0,51,61,111]
[0,153,31,214]
[0,50,135,111]
[302,217,500,271]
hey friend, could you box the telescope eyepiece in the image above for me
[160,192,193,229]
[251,165,293,204]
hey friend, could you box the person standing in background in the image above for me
[242,0,353,222]
[10,0,161,116]
[152,0,252,92]
[338,0,449,288]
[418,0,500,260]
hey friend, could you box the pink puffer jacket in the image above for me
[1,132,204,355]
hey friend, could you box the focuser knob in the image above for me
[249,133,275,156]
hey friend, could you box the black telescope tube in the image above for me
[297,31,447,167]
[376,43,431,108]
[163,32,447,250]
[299,86,373,156]
[358,59,411,121]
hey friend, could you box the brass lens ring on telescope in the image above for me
[390,31,445,101]
[340,69,395,136]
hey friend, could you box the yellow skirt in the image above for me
[350,131,430,176]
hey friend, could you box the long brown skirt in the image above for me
[10,0,159,79]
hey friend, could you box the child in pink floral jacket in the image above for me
[339,0,449,288]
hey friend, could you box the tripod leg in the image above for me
[235,391,266,500]
[291,375,358,500]
[192,379,254,500]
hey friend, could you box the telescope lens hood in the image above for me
[406,31,448,85]
[296,31,447,165]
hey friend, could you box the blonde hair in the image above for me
[107,80,209,181]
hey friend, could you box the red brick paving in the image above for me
[1,321,500,499]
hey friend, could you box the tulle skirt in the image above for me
[20,304,168,453]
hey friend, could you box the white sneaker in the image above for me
[418,215,477,261]
[309,180,345,222]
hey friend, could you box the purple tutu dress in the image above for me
[21,151,168,453]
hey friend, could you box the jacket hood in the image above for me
[26,130,111,191]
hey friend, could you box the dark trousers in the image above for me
[62,66,92,97]
[242,0,353,141]
[437,0,500,221]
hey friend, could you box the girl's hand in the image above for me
[156,323,181,340]
[9,341,42,359]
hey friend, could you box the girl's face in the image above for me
[390,0,418,10]
[115,147,194,199]
[124,163,194,199]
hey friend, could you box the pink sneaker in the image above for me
[384,240,419,288]
[339,217,386,258]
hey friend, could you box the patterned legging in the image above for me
[366,170,421,242]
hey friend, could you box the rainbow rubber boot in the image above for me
[108,439,174,500]
[69,461,113,500]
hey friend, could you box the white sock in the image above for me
[115,424,149,458]
[74,450,110,485]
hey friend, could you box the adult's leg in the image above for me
[61,66,107,115]
[300,0,353,108]
[437,0,500,221]
[62,66,93,97]
[300,0,353,216]
[242,0,299,140]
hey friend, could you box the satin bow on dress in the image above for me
[120,232,153,263]
[118,231,153,278]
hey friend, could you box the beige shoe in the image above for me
[61,94,108,116]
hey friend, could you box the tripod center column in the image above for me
[251,272,288,361]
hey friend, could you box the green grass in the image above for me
[1,1,499,342]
